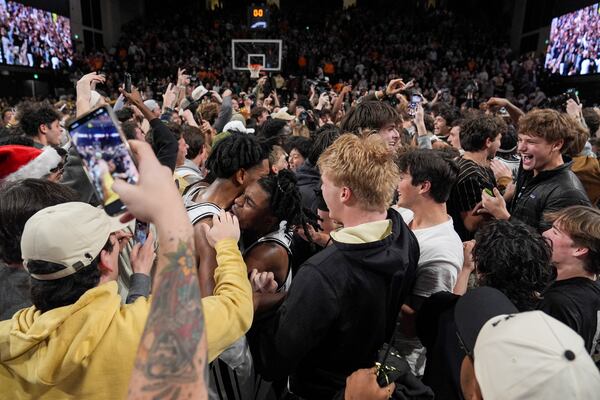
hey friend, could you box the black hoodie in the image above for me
[295,160,322,212]
[250,209,420,399]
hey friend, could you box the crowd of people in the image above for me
[0,0,73,69]
[1,4,600,400]
[54,6,553,114]
[544,2,600,76]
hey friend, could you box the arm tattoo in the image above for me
[130,238,208,399]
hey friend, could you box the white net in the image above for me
[249,64,262,79]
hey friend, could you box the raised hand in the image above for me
[77,71,106,88]
[177,68,190,87]
[162,83,177,110]
[119,86,144,107]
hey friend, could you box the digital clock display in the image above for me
[248,5,269,29]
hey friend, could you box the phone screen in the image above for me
[408,94,422,116]
[410,95,422,104]
[124,73,132,93]
[68,106,139,215]
[135,221,149,245]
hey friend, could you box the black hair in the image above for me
[206,132,268,179]
[423,113,435,133]
[251,106,269,120]
[340,101,401,134]
[121,121,139,140]
[583,107,600,136]
[115,107,134,123]
[307,123,341,165]
[0,179,78,264]
[28,238,112,313]
[396,149,459,203]
[473,220,552,311]
[433,104,460,126]
[499,124,518,152]
[15,102,61,138]
[0,134,35,147]
[295,97,312,111]
[257,169,316,238]
[450,117,464,129]
[259,118,288,140]
[317,108,332,120]
[460,115,507,152]
[284,136,312,158]
[182,125,206,159]
[1,107,13,120]
[164,121,183,139]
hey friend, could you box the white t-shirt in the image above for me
[394,207,464,297]
[396,208,464,296]
[393,207,464,375]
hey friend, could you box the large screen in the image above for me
[544,3,600,76]
[0,0,73,69]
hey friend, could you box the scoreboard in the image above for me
[248,4,270,29]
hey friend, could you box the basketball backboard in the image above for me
[231,39,282,72]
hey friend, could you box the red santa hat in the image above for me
[0,145,62,182]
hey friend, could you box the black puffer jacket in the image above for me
[509,162,590,232]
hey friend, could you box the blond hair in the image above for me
[317,133,399,212]
[546,206,600,274]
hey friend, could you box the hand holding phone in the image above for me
[131,229,155,275]
[68,106,140,216]
[408,94,422,116]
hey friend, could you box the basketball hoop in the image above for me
[248,64,262,79]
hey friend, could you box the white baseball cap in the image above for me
[191,85,208,101]
[223,120,255,134]
[454,288,600,399]
[474,311,600,399]
[143,99,160,111]
[21,202,128,280]
[271,107,295,121]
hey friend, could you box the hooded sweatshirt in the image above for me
[0,281,149,399]
[0,239,252,399]
[250,209,420,399]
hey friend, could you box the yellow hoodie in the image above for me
[0,239,253,399]
[0,281,148,399]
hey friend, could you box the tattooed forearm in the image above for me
[128,238,208,400]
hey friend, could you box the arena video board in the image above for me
[544,3,600,76]
[0,0,73,69]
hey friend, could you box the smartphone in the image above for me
[484,188,495,197]
[67,105,140,216]
[134,221,149,245]
[408,94,422,116]
[124,72,132,93]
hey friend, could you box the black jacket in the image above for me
[250,210,420,399]
[296,160,321,212]
[509,162,590,232]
